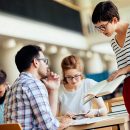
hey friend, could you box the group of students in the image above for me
[1,45,108,130]
[0,1,130,130]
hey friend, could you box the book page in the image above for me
[97,75,126,97]
[84,75,126,104]
[83,94,95,104]
[72,116,114,126]
[83,80,107,104]
[87,80,107,95]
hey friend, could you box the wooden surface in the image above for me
[0,123,22,130]
[96,126,118,130]
[66,113,130,130]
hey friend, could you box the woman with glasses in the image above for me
[92,1,130,114]
[58,55,107,118]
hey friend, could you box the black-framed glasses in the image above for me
[95,22,109,31]
[65,74,81,83]
[37,58,48,65]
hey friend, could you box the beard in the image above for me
[39,68,50,80]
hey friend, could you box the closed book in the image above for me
[111,104,126,112]
[111,100,124,106]
[108,110,127,116]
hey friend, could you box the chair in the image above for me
[0,123,22,130]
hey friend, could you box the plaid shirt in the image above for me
[4,72,59,130]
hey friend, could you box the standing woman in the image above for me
[58,55,107,118]
[92,1,130,114]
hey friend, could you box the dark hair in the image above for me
[61,55,83,84]
[0,70,7,84]
[15,45,42,72]
[92,1,120,24]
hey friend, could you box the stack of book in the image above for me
[108,97,127,115]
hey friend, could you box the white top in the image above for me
[111,24,130,77]
[58,78,104,115]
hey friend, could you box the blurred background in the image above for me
[0,0,129,99]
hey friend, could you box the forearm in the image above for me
[58,123,68,130]
[98,107,108,116]
[121,65,130,74]
[48,90,59,116]
[92,98,108,116]
[57,116,72,130]
[88,107,108,117]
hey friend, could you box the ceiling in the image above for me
[54,0,130,55]
[54,0,130,12]
[0,0,130,55]
[0,0,82,32]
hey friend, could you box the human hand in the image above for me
[84,109,98,118]
[65,112,76,119]
[107,68,125,82]
[42,71,60,91]
[58,116,72,130]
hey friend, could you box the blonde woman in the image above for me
[58,55,108,118]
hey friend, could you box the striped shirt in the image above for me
[4,72,59,130]
[111,24,130,77]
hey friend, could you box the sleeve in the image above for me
[85,78,98,90]
[25,80,59,130]
[58,85,64,116]
[85,79,108,116]
[91,97,108,116]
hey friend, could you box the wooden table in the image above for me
[66,113,130,130]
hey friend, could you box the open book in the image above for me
[84,75,126,104]
[72,116,114,126]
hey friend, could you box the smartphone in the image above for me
[72,113,86,120]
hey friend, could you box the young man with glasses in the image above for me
[36,57,48,65]
[4,45,71,130]
[58,55,107,118]
[92,1,130,114]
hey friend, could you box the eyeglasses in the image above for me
[65,74,81,83]
[95,22,109,32]
[37,58,48,65]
